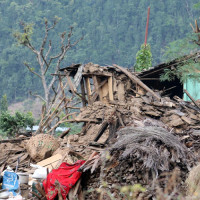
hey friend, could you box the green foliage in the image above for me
[160,60,200,83]
[161,32,200,83]
[13,23,34,45]
[194,2,200,9]
[135,44,152,72]
[1,94,8,113]
[163,33,199,61]
[0,111,34,137]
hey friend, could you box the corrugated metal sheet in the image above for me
[184,77,200,101]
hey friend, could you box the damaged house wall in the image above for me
[59,63,133,105]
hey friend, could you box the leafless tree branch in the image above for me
[42,41,52,75]
[29,91,46,103]
[40,19,57,53]
[24,62,42,79]
[25,40,38,55]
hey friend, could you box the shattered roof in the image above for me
[59,63,126,77]
[139,51,200,78]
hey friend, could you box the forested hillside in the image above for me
[0,0,199,103]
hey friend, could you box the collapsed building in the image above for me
[0,61,200,199]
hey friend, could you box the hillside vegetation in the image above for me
[0,0,199,103]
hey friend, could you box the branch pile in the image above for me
[110,126,194,178]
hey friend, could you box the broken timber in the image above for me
[113,64,161,101]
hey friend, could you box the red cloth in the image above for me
[43,160,85,200]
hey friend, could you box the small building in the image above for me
[138,51,200,101]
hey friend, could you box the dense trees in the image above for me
[0,0,199,103]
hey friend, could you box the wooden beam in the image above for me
[58,75,68,115]
[91,75,100,103]
[100,81,109,104]
[91,79,107,101]
[82,72,112,77]
[59,128,71,139]
[117,82,125,101]
[94,121,109,142]
[85,77,92,104]
[92,76,100,96]
[66,73,76,95]
[62,119,100,123]
[80,79,87,107]
[0,137,31,144]
[113,64,161,101]
[184,89,200,110]
[108,76,114,101]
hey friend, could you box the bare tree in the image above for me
[14,18,83,111]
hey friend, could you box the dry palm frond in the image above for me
[110,126,194,177]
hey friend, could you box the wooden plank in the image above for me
[59,128,71,139]
[117,82,125,101]
[113,64,161,101]
[82,72,112,77]
[92,76,100,95]
[108,76,113,101]
[63,118,100,123]
[74,179,81,196]
[82,122,91,135]
[94,121,109,142]
[181,116,194,125]
[85,77,92,104]
[37,154,62,171]
[91,79,107,95]
[80,79,87,107]
[0,137,30,144]
[58,75,68,115]
[100,81,109,104]
[74,65,84,89]
[66,73,76,95]
[35,182,47,200]
[92,75,100,103]
[91,79,107,102]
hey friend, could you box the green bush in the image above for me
[135,44,152,72]
[0,111,34,137]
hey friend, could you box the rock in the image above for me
[25,134,60,162]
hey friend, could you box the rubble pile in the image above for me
[103,126,194,195]
[0,138,30,172]
[1,63,200,199]
[74,93,200,156]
